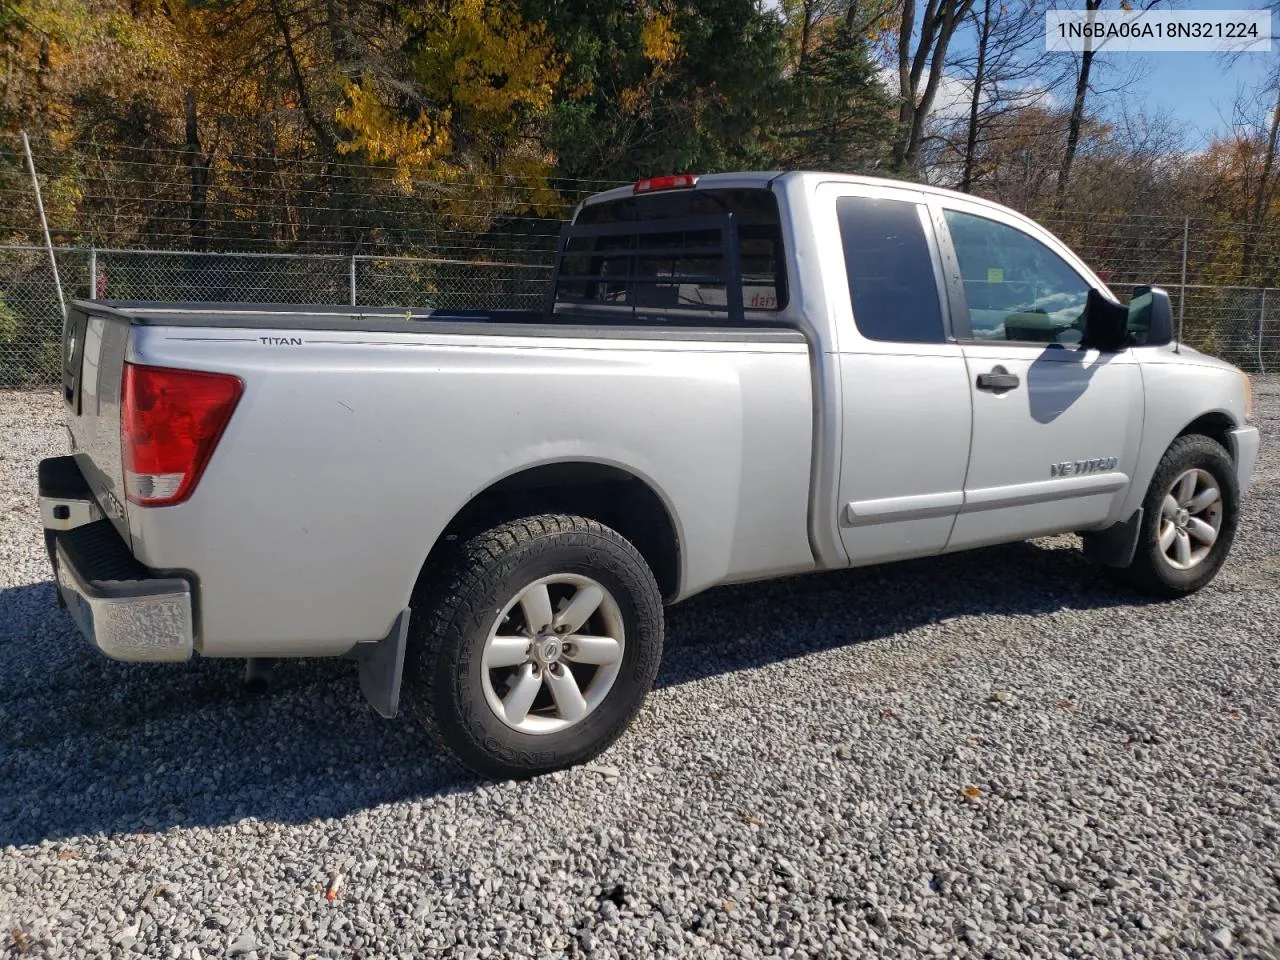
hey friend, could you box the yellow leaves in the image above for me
[619,86,645,115]
[641,12,680,65]
[961,785,981,801]
[335,82,451,192]
[609,5,683,123]
[861,0,906,56]
[409,0,563,121]
[334,1,565,212]
[497,154,563,214]
[8,0,88,46]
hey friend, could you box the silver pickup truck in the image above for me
[38,171,1259,778]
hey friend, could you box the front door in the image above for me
[937,204,1144,550]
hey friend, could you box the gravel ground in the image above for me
[1,381,1278,960]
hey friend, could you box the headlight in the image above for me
[1243,372,1254,422]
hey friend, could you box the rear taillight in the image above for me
[121,362,243,507]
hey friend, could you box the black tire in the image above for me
[1107,434,1240,598]
[403,514,664,780]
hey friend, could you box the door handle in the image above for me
[976,367,1020,392]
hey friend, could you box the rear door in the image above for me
[814,181,973,566]
[936,201,1143,550]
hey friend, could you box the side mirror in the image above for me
[1079,285,1175,351]
[1125,285,1174,347]
[1080,287,1129,352]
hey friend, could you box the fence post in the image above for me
[88,245,97,300]
[1260,288,1268,374]
[20,130,66,333]
[1177,216,1188,352]
[349,255,357,307]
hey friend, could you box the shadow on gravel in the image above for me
[0,538,1149,847]
[654,536,1151,689]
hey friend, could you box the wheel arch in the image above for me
[1092,407,1242,565]
[1174,410,1238,461]
[420,459,684,603]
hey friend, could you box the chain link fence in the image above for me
[0,246,91,388]
[1171,285,1280,375]
[2,242,1278,387]
[0,246,553,386]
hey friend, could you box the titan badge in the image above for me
[1050,457,1119,478]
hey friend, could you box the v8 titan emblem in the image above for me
[1050,457,1118,478]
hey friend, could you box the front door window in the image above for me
[943,209,1091,345]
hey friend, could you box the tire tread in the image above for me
[403,513,663,779]
[1106,434,1239,598]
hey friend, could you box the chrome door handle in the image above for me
[976,367,1020,392]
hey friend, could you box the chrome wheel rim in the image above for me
[480,574,625,735]
[1159,468,1223,571]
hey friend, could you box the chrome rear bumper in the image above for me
[39,456,194,662]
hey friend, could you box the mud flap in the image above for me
[355,608,411,719]
[1081,508,1144,568]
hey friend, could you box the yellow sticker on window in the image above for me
[987,267,1004,283]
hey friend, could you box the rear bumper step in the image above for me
[38,454,104,530]
[39,456,195,663]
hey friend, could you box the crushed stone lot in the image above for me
[1,382,1278,960]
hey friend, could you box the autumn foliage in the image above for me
[0,0,1276,294]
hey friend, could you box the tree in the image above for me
[779,0,840,72]
[947,0,1054,192]
[1053,0,1162,212]
[1241,86,1280,282]
[889,0,974,174]
[1214,1,1280,282]
[1195,85,1280,286]
[526,0,786,182]
[774,14,896,170]
[337,1,563,196]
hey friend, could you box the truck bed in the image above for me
[60,297,817,657]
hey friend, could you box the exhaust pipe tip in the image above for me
[243,658,273,695]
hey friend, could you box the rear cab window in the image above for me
[556,188,788,320]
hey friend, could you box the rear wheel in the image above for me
[403,514,664,779]
[1107,435,1239,598]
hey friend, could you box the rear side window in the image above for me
[568,188,787,312]
[837,196,945,344]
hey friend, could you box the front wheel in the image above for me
[403,515,664,779]
[1107,434,1240,598]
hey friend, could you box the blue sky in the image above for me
[860,0,1279,150]
[760,0,1279,149]
[1092,0,1277,146]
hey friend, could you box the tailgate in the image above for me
[61,304,132,542]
